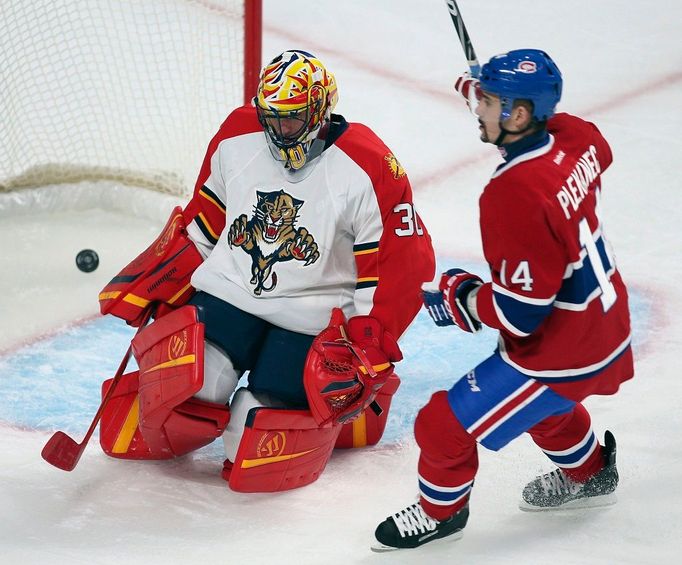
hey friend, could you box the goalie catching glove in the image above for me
[304,308,402,426]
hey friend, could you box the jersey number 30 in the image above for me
[393,203,424,237]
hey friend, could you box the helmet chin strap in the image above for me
[493,125,508,146]
[494,115,535,147]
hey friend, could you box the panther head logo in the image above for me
[227,189,320,295]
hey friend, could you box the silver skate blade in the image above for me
[370,542,399,553]
[519,492,617,512]
[370,529,464,552]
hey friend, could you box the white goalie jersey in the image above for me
[183,105,435,338]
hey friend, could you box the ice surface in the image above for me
[1,1,681,563]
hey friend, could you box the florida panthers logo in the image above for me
[227,189,319,295]
[384,153,406,179]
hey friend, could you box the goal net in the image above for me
[0,0,261,200]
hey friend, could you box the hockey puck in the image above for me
[76,249,99,272]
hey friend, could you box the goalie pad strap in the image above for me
[99,206,203,325]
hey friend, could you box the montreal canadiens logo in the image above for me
[516,61,537,73]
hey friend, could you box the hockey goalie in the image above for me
[97,49,434,492]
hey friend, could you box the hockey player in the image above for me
[97,50,435,491]
[373,49,634,551]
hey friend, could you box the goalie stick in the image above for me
[41,307,153,471]
[445,0,481,77]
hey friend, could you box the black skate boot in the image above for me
[371,502,469,552]
[520,430,618,511]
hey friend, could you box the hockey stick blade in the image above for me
[41,307,153,472]
[41,430,84,471]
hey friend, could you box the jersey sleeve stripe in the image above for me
[493,291,554,335]
[492,295,531,337]
[353,241,379,255]
[195,212,220,245]
[356,278,379,289]
[555,236,615,309]
[354,241,379,289]
[199,185,226,212]
[491,282,555,305]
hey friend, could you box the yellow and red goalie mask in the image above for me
[255,50,338,171]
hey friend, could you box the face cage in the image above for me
[256,100,323,150]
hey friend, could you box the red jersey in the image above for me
[473,113,634,401]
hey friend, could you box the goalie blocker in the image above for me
[98,206,203,326]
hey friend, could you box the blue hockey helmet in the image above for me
[479,49,562,122]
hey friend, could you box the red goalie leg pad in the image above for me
[100,371,156,459]
[132,305,226,456]
[228,408,341,493]
[100,372,229,459]
[132,304,204,430]
[334,373,401,449]
[161,397,230,457]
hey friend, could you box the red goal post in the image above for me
[0,0,262,199]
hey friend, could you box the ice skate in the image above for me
[371,502,468,552]
[520,430,618,511]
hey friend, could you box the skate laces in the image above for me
[540,469,582,496]
[392,503,438,538]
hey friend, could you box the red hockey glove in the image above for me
[454,71,481,113]
[422,268,483,333]
[347,314,402,373]
[304,309,402,426]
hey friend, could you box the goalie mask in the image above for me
[255,50,338,171]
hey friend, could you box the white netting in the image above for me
[0,0,247,198]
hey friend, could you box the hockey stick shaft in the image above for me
[41,308,153,471]
[444,0,481,77]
